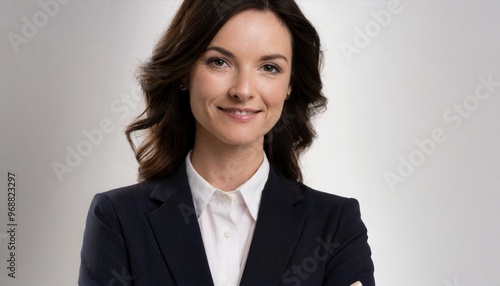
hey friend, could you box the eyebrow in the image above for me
[205,46,289,63]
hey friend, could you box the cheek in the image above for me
[189,93,213,128]
[267,98,286,125]
[266,85,289,110]
[266,84,290,126]
[188,88,209,125]
[189,68,225,103]
[189,72,214,113]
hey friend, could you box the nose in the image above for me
[228,69,254,101]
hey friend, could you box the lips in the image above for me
[217,107,261,122]
[218,107,261,115]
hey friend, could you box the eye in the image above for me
[261,64,281,74]
[207,58,228,68]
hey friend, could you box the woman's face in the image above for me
[188,10,293,148]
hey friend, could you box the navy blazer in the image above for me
[79,161,375,286]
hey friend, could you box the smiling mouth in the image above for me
[218,107,261,115]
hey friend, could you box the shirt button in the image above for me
[219,195,228,202]
[227,193,237,201]
[224,231,233,238]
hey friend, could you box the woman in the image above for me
[79,0,375,285]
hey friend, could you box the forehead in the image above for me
[208,10,292,57]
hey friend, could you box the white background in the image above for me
[1,0,499,285]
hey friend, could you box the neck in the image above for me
[190,137,264,192]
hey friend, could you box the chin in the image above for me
[221,138,259,147]
[219,133,264,148]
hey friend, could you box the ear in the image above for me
[286,84,292,99]
[180,74,189,91]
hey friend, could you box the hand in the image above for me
[350,282,362,286]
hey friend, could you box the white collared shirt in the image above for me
[185,151,269,286]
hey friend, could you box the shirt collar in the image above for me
[185,150,269,221]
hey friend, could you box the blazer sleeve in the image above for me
[323,198,375,286]
[79,193,133,286]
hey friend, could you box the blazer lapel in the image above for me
[146,162,214,286]
[240,167,308,286]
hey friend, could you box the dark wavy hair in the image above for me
[126,0,327,183]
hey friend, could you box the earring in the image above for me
[180,84,187,91]
[286,93,291,100]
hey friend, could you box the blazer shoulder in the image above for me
[90,179,161,214]
[300,183,357,205]
[103,180,154,201]
[297,183,363,219]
